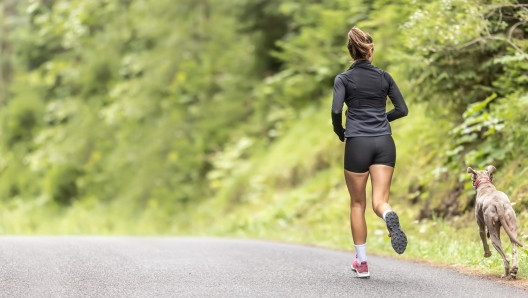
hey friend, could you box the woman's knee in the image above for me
[372,202,391,216]
[350,198,366,209]
[372,201,381,212]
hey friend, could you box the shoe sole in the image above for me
[385,212,407,254]
[351,264,370,278]
[356,271,370,278]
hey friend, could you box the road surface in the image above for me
[0,237,525,297]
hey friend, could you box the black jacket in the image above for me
[331,60,408,141]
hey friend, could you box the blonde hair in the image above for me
[347,27,374,60]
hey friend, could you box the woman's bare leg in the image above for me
[344,170,369,245]
[369,164,394,218]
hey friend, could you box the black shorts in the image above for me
[344,135,396,173]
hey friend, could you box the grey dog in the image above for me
[467,165,524,278]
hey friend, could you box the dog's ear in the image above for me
[487,165,496,175]
[467,167,477,175]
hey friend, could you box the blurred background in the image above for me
[0,0,528,274]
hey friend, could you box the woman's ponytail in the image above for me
[347,27,374,61]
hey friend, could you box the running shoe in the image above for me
[353,260,370,278]
[385,211,407,254]
[351,256,358,272]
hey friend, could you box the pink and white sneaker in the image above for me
[351,257,370,278]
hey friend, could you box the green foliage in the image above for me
[1,0,264,212]
[448,93,505,167]
[402,0,528,156]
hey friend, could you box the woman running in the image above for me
[331,27,409,278]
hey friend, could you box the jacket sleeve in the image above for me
[385,72,408,122]
[331,75,346,142]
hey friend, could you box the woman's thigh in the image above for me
[369,164,394,206]
[344,170,369,207]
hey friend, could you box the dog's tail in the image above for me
[496,203,524,247]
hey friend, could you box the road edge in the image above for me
[216,236,528,291]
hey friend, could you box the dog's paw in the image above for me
[484,251,492,258]
[501,270,511,279]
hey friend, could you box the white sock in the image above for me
[382,210,392,222]
[355,243,367,263]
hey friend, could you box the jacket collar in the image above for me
[349,59,372,69]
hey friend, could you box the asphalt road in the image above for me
[0,237,525,297]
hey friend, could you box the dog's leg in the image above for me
[511,242,518,279]
[489,224,510,278]
[476,213,491,257]
[509,219,519,279]
[475,211,491,258]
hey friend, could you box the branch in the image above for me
[521,3,528,15]
[508,20,527,40]
[494,8,503,32]
[481,13,492,37]
[457,37,486,49]
[485,7,497,19]
[452,35,526,56]
[460,3,528,56]
[487,4,528,9]
[488,35,526,54]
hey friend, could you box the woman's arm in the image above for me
[332,75,346,142]
[385,73,408,122]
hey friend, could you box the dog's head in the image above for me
[467,165,496,186]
